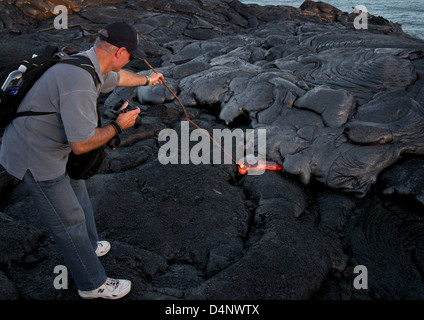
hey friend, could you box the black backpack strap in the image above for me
[57,55,100,87]
[14,54,100,121]
[59,56,102,127]
[14,111,57,117]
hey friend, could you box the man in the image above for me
[0,21,164,299]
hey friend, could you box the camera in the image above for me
[106,99,142,150]
[112,99,142,129]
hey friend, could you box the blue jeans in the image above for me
[23,170,107,291]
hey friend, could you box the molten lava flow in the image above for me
[237,159,282,175]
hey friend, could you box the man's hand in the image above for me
[115,100,141,130]
[149,72,164,86]
[69,101,140,155]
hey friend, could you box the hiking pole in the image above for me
[140,59,284,175]
[142,59,238,166]
[142,59,191,123]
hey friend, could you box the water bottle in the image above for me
[1,64,27,95]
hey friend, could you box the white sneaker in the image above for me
[95,241,111,257]
[78,278,131,300]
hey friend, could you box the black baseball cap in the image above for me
[99,22,146,59]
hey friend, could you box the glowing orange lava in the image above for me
[237,159,282,175]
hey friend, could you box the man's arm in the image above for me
[70,68,164,154]
[70,125,117,155]
[118,69,164,87]
[69,101,141,155]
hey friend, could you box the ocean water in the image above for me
[239,0,424,40]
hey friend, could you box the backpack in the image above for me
[0,45,106,180]
[0,45,99,128]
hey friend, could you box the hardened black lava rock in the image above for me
[1,0,424,300]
